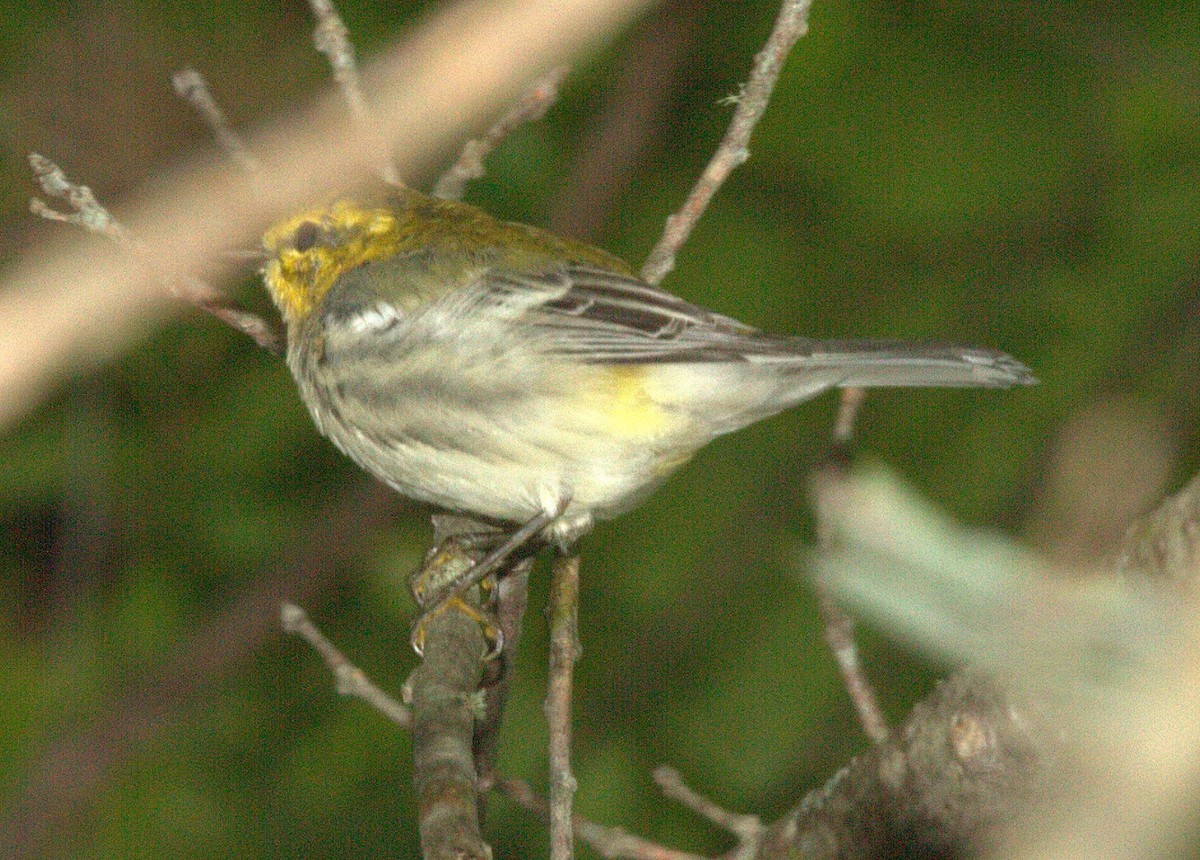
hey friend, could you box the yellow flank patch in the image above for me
[593,365,674,439]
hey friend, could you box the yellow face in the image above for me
[261,201,401,324]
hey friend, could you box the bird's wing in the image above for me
[496,264,768,364]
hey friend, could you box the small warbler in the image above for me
[262,187,1033,547]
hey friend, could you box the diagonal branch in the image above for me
[640,0,815,285]
[433,66,570,201]
[172,68,261,172]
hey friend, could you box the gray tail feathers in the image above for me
[764,339,1037,389]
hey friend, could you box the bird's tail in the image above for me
[758,338,1036,389]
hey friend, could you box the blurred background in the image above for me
[1,0,1198,857]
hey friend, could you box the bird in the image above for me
[261,187,1034,593]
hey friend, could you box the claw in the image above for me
[410,592,504,660]
[409,499,569,661]
[410,534,506,660]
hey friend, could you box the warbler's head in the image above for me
[262,200,404,326]
[263,189,634,327]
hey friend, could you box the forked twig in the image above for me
[27,153,283,355]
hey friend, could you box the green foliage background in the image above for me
[1,0,1198,857]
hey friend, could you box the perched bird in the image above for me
[262,187,1034,551]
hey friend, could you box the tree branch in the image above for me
[172,68,261,172]
[546,552,582,860]
[640,0,814,285]
[433,66,570,201]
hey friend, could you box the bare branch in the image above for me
[29,154,132,245]
[408,524,495,860]
[28,154,283,355]
[433,66,570,200]
[281,603,412,728]
[812,387,889,744]
[640,0,815,285]
[307,0,401,185]
[171,68,261,172]
[652,767,763,856]
[495,776,708,860]
[546,552,582,860]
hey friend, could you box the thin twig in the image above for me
[813,387,890,744]
[307,0,369,125]
[432,66,570,201]
[28,155,132,246]
[640,0,815,285]
[171,68,260,172]
[817,587,888,743]
[27,153,283,355]
[832,387,866,448]
[546,553,582,860]
[652,766,763,855]
[281,603,412,728]
[307,0,400,185]
[496,776,708,860]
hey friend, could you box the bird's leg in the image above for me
[409,534,504,658]
[410,507,560,657]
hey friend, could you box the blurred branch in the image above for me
[640,0,814,285]
[1117,470,1200,591]
[550,0,698,239]
[28,153,284,354]
[433,66,570,201]
[784,459,1200,858]
[1,0,654,432]
[0,479,399,860]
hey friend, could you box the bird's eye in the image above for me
[291,221,322,252]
